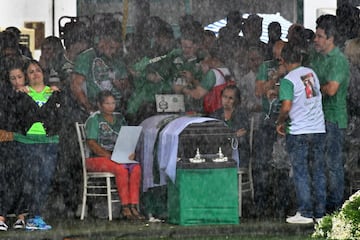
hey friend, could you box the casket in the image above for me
[177,120,237,165]
[166,119,239,226]
[139,115,239,225]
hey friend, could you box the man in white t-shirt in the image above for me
[276,44,326,224]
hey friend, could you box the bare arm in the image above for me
[321,81,339,96]
[255,80,265,97]
[256,65,285,97]
[256,77,278,97]
[86,139,112,158]
[235,128,247,137]
[71,73,95,113]
[183,85,208,99]
[276,100,292,136]
[0,130,14,142]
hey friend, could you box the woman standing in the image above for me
[85,90,144,220]
[0,57,28,231]
[276,44,326,224]
[13,59,63,230]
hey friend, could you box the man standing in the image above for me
[71,18,129,115]
[253,40,286,217]
[277,44,326,224]
[310,14,350,213]
[172,31,204,113]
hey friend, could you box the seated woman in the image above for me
[210,85,250,166]
[85,90,144,220]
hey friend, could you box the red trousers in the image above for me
[86,157,141,205]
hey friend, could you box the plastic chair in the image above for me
[238,116,255,217]
[75,122,120,221]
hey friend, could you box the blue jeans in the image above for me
[325,121,345,211]
[286,133,326,218]
[18,143,58,216]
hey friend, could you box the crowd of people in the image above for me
[0,2,359,231]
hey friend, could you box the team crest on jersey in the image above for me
[99,122,112,132]
[92,57,115,91]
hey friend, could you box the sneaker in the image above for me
[0,221,8,231]
[13,219,25,229]
[148,216,162,223]
[286,212,313,224]
[25,216,52,230]
[148,213,164,223]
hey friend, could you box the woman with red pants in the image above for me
[85,90,144,220]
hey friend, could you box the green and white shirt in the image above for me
[279,66,325,135]
[85,111,127,155]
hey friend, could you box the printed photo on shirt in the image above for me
[301,72,317,98]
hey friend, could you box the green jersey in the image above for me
[73,48,128,108]
[310,47,350,128]
[85,111,127,155]
[256,60,281,118]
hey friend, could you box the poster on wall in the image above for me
[24,22,45,50]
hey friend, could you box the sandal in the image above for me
[130,205,145,220]
[121,205,136,220]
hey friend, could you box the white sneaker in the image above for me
[286,212,313,224]
[148,214,163,223]
[0,221,8,231]
[13,219,26,229]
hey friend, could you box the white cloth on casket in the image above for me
[139,114,178,192]
[158,116,220,183]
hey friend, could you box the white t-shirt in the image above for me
[211,67,231,86]
[279,66,325,135]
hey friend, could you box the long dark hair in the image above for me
[221,84,241,106]
[24,59,44,72]
[0,56,26,89]
[97,90,115,105]
[24,59,45,82]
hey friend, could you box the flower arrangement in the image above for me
[312,190,360,239]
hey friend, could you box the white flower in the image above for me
[349,190,360,202]
[329,213,352,240]
[313,190,360,239]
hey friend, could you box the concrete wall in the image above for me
[303,0,337,31]
[144,0,298,28]
[3,0,357,58]
[77,0,298,31]
[0,0,76,59]
[338,0,360,7]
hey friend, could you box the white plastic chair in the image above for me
[238,116,255,217]
[75,122,120,221]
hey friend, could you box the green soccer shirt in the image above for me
[310,47,350,128]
